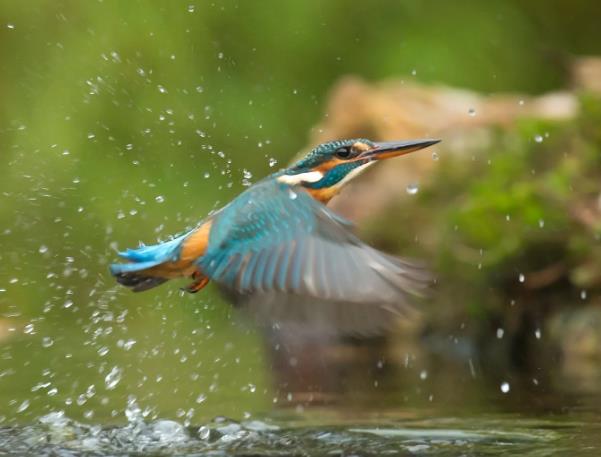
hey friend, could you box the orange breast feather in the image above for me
[144,220,212,279]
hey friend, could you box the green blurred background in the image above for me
[1,0,601,426]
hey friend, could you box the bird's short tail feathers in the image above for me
[109,233,188,292]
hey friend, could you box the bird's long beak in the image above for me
[361,139,440,161]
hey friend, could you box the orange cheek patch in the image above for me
[306,186,339,204]
[315,157,345,174]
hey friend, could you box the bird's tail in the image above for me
[110,233,189,292]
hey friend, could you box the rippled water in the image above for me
[3,302,601,456]
[2,410,600,456]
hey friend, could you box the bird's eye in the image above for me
[335,147,352,159]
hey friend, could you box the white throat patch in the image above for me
[277,170,324,185]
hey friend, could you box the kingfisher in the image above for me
[111,138,439,334]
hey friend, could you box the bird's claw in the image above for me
[181,273,209,293]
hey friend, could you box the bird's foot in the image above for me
[181,272,209,294]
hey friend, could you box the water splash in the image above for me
[0,414,574,456]
[104,366,122,390]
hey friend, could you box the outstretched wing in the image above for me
[199,178,431,335]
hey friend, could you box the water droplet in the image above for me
[104,366,122,390]
[496,328,504,339]
[535,328,541,339]
[86,384,96,398]
[16,400,29,413]
[98,346,109,357]
[500,382,510,393]
[203,172,210,179]
[195,393,207,404]
[48,387,58,396]
[155,195,165,203]
[534,134,543,143]
[125,396,143,422]
[581,290,587,300]
[538,219,545,228]
[406,183,419,195]
[195,85,204,93]
[42,337,54,348]
[268,157,278,167]
[198,425,211,440]
[187,4,196,13]
[288,189,297,200]
[431,152,439,161]
[468,108,476,117]
[518,273,525,283]
[411,69,417,76]
[24,323,35,334]
[419,370,428,380]
[217,52,224,60]
[242,169,253,187]
[122,339,136,351]
[157,85,167,94]
[7,24,15,30]
[518,99,525,106]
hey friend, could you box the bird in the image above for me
[110,138,439,335]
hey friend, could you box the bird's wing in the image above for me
[199,178,431,335]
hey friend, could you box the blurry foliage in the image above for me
[366,93,601,329]
[1,0,601,319]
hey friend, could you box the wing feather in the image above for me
[200,178,431,335]
[249,249,270,293]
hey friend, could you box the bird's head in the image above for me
[278,138,440,203]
